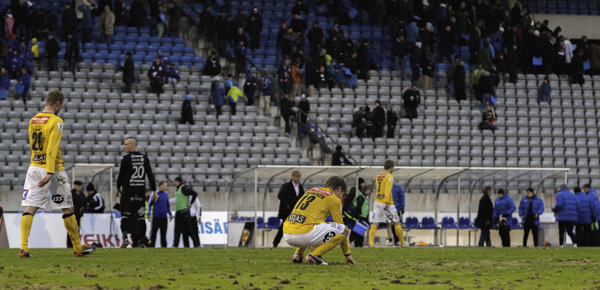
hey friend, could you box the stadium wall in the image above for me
[532,14,600,40]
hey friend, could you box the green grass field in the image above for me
[1,247,600,289]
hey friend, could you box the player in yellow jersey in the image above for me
[368,160,406,247]
[19,90,95,258]
[283,176,357,265]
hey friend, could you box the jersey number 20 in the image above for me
[131,165,145,179]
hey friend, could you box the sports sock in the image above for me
[138,219,147,245]
[368,225,377,246]
[295,247,306,257]
[394,224,406,245]
[120,218,129,240]
[20,213,33,252]
[63,213,83,252]
[312,234,345,256]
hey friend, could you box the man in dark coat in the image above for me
[246,15,262,50]
[386,104,399,138]
[280,94,293,136]
[45,32,59,71]
[402,84,420,119]
[307,22,324,57]
[476,186,494,247]
[61,3,77,42]
[372,100,386,139]
[469,27,481,65]
[298,95,310,126]
[129,0,145,29]
[453,61,467,100]
[291,0,309,16]
[273,171,304,247]
[332,145,351,166]
[356,39,369,81]
[570,49,585,86]
[243,73,258,106]
[203,51,222,77]
[438,24,453,63]
[122,52,134,93]
[353,106,365,138]
[180,95,194,125]
[542,37,556,76]
[64,32,79,74]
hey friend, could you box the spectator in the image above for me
[0,68,8,98]
[421,53,435,91]
[409,42,421,82]
[420,23,434,54]
[316,66,327,90]
[99,5,115,53]
[129,0,145,30]
[276,22,288,51]
[250,7,262,23]
[44,32,58,71]
[357,0,370,25]
[64,32,79,74]
[402,84,420,120]
[176,94,195,125]
[392,35,408,79]
[155,5,167,39]
[289,14,307,37]
[552,184,579,247]
[356,39,369,80]
[453,61,467,100]
[327,22,344,40]
[147,58,165,96]
[372,100,385,138]
[85,183,105,213]
[584,184,600,247]
[589,44,600,75]
[171,177,198,248]
[224,74,233,92]
[476,186,494,247]
[386,104,398,138]
[15,66,28,103]
[79,5,93,47]
[519,187,544,247]
[234,40,247,76]
[542,37,556,76]
[298,94,310,126]
[114,0,125,26]
[199,5,213,30]
[314,48,327,69]
[326,59,337,89]
[575,187,594,247]
[337,0,351,26]
[479,104,498,131]
[212,82,225,117]
[479,71,495,112]
[372,0,386,27]
[227,82,242,115]
[406,17,419,44]
[332,145,351,166]
[352,106,365,138]
[147,181,173,248]
[154,49,169,70]
[438,25,453,63]
[506,44,519,83]
[291,0,309,16]
[233,8,247,28]
[203,51,222,77]
[246,15,262,50]
[538,77,550,103]
[122,52,134,93]
[346,179,369,247]
[291,58,302,96]
[493,189,515,247]
[447,55,460,80]
[570,49,585,86]
[307,22,324,57]
[364,106,374,138]
[165,63,180,88]
[61,3,77,41]
[304,56,317,97]
[167,2,183,37]
[346,52,358,88]
[8,49,22,78]
[260,71,272,116]
[478,40,494,71]
[243,73,257,106]
[277,58,291,94]
[272,171,304,247]
[280,94,292,136]
[435,1,448,27]
[492,27,505,53]
[469,27,481,65]
[281,27,299,58]
[31,9,47,40]
[368,42,381,71]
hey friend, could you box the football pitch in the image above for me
[1,247,600,289]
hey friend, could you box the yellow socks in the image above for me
[312,234,345,256]
[394,224,405,246]
[368,225,378,246]
[63,214,83,252]
[21,213,33,252]
[295,247,306,257]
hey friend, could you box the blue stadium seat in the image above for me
[441,217,457,229]
[93,52,107,64]
[458,217,474,229]
[149,37,161,44]
[192,56,204,65]
[97,43,109,53]
[405,216,421,229]
[84,43,96,52]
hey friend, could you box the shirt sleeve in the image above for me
[45,119,63,175]
[94,194,104,211]
[116,155,127,190]
[182,186,198,204]
[328,198,344,225]
[385,175,394,205]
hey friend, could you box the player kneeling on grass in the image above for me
[283,176,357,266]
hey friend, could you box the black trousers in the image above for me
[282,114,291,134]
[558,221,576,246]
[590,223,599,247]
[498,225,511,247]
[386,125,395,138]
[123,82,132,93]
[350,229,364,247]
[190,215,200,247]
[374,126,384,139]
[173,210,191,248]
[150,217,168,248]
[404,105,418,120]
[215,105,223,117]
[576,224,591,247]
[273,223,284,247]
[229,102,237,115]
[523,223,539,247]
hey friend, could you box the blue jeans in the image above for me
[480,93,495,113]
[101,33,112,52]
[478,228,491,247]
[17,23,26,38]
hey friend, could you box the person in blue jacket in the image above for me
[391,183,405,246]
[260,71,272,116]
[583,184,600,246]
[406,17,419,44]
[9,49,23,78]
[552,184,579,247]
[165,63,180,88]
[147,181,173,248]
[519,187,544,247]
[575,187,594,247]
[211,82,225,117]
[0,68,10,99]
[17,67,30,105]
[493,189,516,247]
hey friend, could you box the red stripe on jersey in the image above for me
[377,173,387,178]
[31,116,50,124]
[308,187,332,196]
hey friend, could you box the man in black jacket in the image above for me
[277,59,291,94]
[291,0,309,16]
[439,25,453,63]
[280,94,293,136]
[122,52,134,93]
[332,145,351,166]
[542,37,556,76]
[244,73,258,106]
[357,39,369,81]
[45,32,59,71]
[64,32,79,74]
[352,106,365,138]
[180,95,194,124]
[203,51,222,77]
[392,35,408,80]
[246,15,262,50]
[172,176,198,248]
[273,170,304,247]
[61,2,77,42]
[386,104,399,138]
[372,100,386,139]
[402,84,420,119]
[86,183,105,213]
[476,186,494,247]
[307,22,324,57]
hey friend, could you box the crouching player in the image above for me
[283,176,357,265]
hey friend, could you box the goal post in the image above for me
[227,166,569,247]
